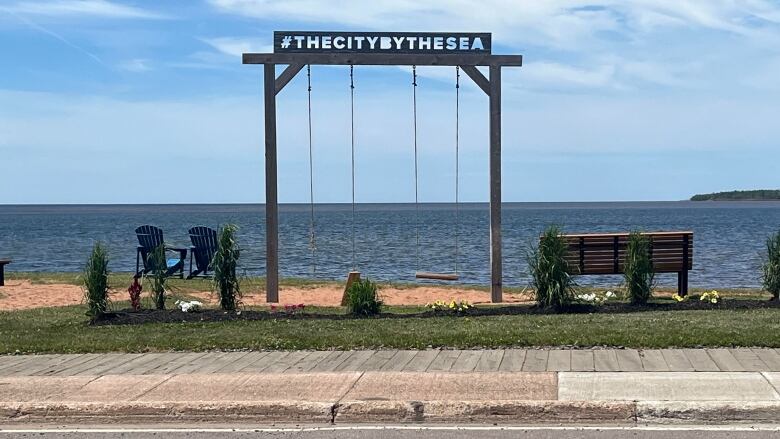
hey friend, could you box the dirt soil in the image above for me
[93,298,780,326]
[0,279,533,310]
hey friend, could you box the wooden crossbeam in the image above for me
[244,53,522,67]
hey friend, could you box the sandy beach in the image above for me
[0,279,534,310]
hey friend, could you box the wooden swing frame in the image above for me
[243,51,523,304]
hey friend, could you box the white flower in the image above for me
[176,300,203,313]
[605,291,615,298]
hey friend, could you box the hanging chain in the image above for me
[412,65,420,271]
[306,65,316,274]
[350,65,356,271]
[454,66,460,275]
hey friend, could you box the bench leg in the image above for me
[678,271,689,297]
[0,264,4,287]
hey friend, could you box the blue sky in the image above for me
[1,0,779,204]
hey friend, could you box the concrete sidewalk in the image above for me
[1,350,780,425]
[2,348,780,377]
[1,370,779,424]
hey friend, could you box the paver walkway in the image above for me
[2,348,780,376]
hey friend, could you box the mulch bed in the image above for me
[91,299,780,326]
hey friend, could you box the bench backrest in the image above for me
[547,231,693,275]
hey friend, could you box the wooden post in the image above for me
[341,271,361,306]
[489,64,502,303]
[264,63,279,303]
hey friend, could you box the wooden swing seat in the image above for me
[415,271,459,281]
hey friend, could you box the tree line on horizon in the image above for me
[691,189,780,201]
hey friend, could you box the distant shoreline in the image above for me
[691,190,780,201]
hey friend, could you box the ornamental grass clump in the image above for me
[345,278,382,317]
[147,244,167,310]
[529,225,575,310]
[212,224,241,311]
[624,231,654,304]
[83,242,110,318]
[763,231,780,300]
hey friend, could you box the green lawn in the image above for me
[1,302,779,354]
[2,272,776,353]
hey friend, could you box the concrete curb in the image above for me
[1,400,778,425]
[335,400,637,423]
[0,402,334,424]
[638,401,780,424]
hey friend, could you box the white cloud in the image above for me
[202,37,273,57]
[118,58,151,72]
[521,62,616,89]
[4,0,168,19]
[207,0,780,48]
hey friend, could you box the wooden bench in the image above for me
[0,259,10,287]
[549,231,693,296]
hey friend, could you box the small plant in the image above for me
[528,225,575,310]
[762,231,780,301]
[345,278,382,316]
[427,299,471,313]
[147,244,167,310]
[671,293,687,302]
[700,290,720,304]
[127,276,143,311]
[212,224,241,311]
[624,231,655,304]
[83,242,110,318]
[175,299,203,312]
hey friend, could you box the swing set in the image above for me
[243,31,522,303]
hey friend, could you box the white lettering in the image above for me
[333,36,345,49]
[366,36,378,49]
[406,36,417,49]
[321,36,332,49]
[446,37,457,50]
[294,35,305,49]
[393,36,405,49]
[419,37,431,50]
[472,37,485,51]
[306,36,319,49]
[354,36,364,49]
[433,36,443,50]
[459,37,468,50]
[380,36,391,49]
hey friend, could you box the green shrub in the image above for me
[212,224,241,311]
[762,230,780,300]
[624,231,655,304]
[345,278,382,316]
[83,242,110,318]
[147,244,167,310]
[529,225,575,310]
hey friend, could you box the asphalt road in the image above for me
[0,425,779,438]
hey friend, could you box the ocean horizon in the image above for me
[1,201,779,289]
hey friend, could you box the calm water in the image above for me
[0,202,778,288]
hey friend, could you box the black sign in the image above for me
[274,31,491,54]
